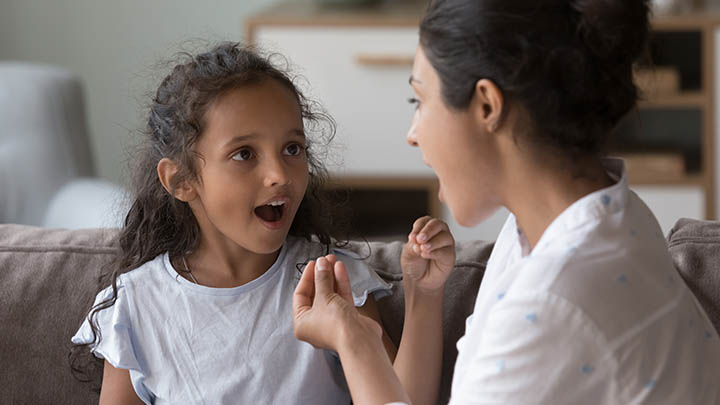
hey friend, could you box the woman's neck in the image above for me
[504,157,614,252]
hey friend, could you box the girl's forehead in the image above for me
[205,83,302,125]
[196,86,303,149]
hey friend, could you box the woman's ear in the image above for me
[157,158,197,202]
[472,78,504,133]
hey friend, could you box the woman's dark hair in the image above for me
[69,42,341,388]
[419,0,651,157]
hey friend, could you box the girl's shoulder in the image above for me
[95,253,172,302]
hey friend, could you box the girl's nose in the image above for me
[264,158,291,187]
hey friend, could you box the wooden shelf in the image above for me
[638,92,708,109]
[627,173,705,186]
[246,0,425,33]
[326,175,442,220]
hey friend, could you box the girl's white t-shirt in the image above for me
[450,158,720,404]
[72,236,392,405]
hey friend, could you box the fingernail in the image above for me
[317,258,329,271]
[417,233,428,242]
[412,244,419,254]
[423,243,431,250]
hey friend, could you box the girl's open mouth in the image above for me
[254,200,286,226]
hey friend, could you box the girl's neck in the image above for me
[180,238,281,288]
[504,157,614,252]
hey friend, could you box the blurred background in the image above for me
[1,0,719,241]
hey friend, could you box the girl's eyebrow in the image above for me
[223,134,257,148]
[409,75,422,85]
[223,129,305,148]
[289,128,306,138]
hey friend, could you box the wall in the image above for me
[0,0,277,184]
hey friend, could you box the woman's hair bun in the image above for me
[571,0,651,63]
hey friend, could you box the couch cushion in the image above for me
[0,225,116,404]
[0,225,492,405]
[667,218,720,334]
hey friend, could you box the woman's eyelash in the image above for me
[407,97,420,105]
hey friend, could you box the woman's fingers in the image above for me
[293,260,316,316]
[334,260,354,304]
[314,257,335,297]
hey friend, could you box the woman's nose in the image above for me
[406,125,419,147]
[406,111,419,147]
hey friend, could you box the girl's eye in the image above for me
[408,97,421,110]
[231,148,253,161]
[284,143,305,157]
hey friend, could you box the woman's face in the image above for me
[407,47,503,227]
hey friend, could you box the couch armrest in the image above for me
[42,178,131,229]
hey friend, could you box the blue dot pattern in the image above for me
[497,360,505,372]
[706,330,714,339]
[497,292,505,300]
[646,379,657,390]
[525,313,538,324]
[581,364,594,375]
[601,195,611,206]
[616,274,628,284]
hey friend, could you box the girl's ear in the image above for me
[472,78,504,133]
[157,158,197,202]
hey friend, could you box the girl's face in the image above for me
[188,80,309,255]
[407,47,503,227]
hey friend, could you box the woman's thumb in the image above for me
[314,257,334,297]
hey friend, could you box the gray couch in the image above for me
[1,219,718,404]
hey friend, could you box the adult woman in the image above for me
[293,0,720,404]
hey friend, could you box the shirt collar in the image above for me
[516,157,629,256]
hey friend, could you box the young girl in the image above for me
[70,42,395,404]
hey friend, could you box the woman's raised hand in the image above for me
[293,255,382,351]
[401,216,456,294]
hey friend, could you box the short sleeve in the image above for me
[71,280,154,403]
[333,248,393,307]
[450,293,617,404]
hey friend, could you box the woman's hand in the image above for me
[401,216,456,294]
[293,256,382,351]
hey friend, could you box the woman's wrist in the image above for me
[337,314,382,355]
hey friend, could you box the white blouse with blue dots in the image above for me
[449,158,720,404]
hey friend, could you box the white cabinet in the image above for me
[256,27,427,176]
[632,186,705,235]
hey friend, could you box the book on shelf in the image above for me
[620,152,686,182]
[635,67,681,98]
